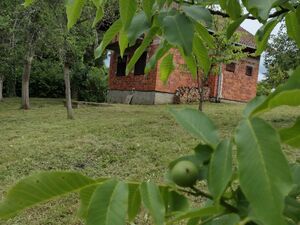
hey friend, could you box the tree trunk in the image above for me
[197,68,204,111]
[64,63,74,119]
[21,54,33,110]
[0,75,3,102]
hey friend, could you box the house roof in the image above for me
[236,27,256,49]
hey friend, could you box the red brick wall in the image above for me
[108,44,159,91]
[221,57,259,102]
[155,49,198,93]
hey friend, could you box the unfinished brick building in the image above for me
[107,27,260,104]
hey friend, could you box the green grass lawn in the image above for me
[0,98,299,225]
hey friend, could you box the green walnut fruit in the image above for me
[171,160,199,187]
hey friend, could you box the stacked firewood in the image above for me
[174,86,210,104]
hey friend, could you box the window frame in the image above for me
[134,51,148,76]
[226,63,236,73]
[116,54,128,77]
[245,65,253,76]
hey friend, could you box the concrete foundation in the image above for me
[107,90,175,105]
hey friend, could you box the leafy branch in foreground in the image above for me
[1,0,299,224]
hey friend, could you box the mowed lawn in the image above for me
[0,98,299,225]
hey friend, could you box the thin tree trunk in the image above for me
[64,63,74,119]
[21,53,33,110]
[197,68,204,111]
[0,75,3,102]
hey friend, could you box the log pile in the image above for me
[174,86,210,104]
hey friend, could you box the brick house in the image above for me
[107,27,260,104]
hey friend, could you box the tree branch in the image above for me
[178,187,239,213]
[173,0,293,20]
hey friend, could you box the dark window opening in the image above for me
[116,55,127,76]
[134,52,147,75]
[246,66,253,76]
[226,63,236,72]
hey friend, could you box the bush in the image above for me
[9,60,108,102]
[72,66,108,103]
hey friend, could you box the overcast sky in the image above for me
[241,20,281,81]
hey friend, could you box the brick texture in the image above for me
[221,57,259,102]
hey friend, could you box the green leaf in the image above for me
[243,95,267,118]
[0,172,95,219]
[187,217,200,225]
[242,0,279,21]
[119,29,129,58]
[193,35,211,75]
[126,26,159,74]
[194,144,214,164]
[208,140,233,202]
[285,8,300,48]
[23,0,34,7]
[207,213,240,225]
[291,164,300,186]
[77,178,109,219]
[226,14,248,39]
[156,0,167,8]
[284,196,300,223]
[145,41,171,74]
[66,0,86,30]
[250,66,300,116]
[92,6,104,28]
[78,184,99,219]
[127,12,150,45]
[140,182,165,225]
[219,0,241,19]
[128,183,141,222]
[169,108,220,148]
[92,0,104,7]
[163,12,194,55]
[255,18,278,55]
[279,117,300,148]
[194,22,215,48]
[142,0,155,22]
[180,50,197,78]
[87,180,129,225]
[159,53,174,83]
[235,118,293,225]
[167,206,224,224]
[119,0,137,31]
[95,19,122,59]
[167,191,190,213]
[182,5,212,27]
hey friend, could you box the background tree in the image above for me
[196,17,248,111]
[0,0,21,101]
[17,1,54,109]
[257,24,300,95]
[0,0,112,106]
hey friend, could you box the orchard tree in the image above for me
[0,14,9,101]
[0,1,300,225]
[0,0,21,101]
[15,0,57,109]
[258,24,300,95]
[195,16,248,111]
[55,1,95,119]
